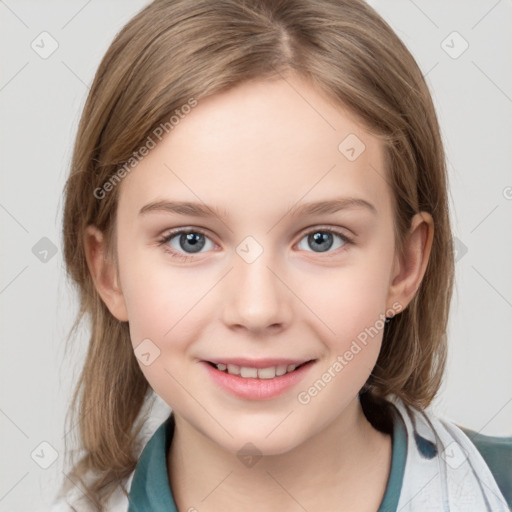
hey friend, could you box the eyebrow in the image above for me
[138,197,377,220]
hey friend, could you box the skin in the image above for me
[85,73,433,511]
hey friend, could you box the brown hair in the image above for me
[59,0,454,508]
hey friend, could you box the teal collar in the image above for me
[128,406,407,512]
[127,414,178,512]
[377,404,407,512]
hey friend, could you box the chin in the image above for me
[219,427,303,458]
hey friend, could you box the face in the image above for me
[107,74,405,455]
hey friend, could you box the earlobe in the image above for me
[83,225,129,322]
[386,212,434,312]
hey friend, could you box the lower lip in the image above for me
[201,360,316,401]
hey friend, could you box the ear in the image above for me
[386,212,434,313]
[83,225,129,322]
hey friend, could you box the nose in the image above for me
[221,248,293,334]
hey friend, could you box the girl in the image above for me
[52,0,512,511]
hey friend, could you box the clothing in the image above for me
[48,395,512,511]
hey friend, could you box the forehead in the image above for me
[118,75,391,223]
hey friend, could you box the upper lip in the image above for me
[202,357,315,369]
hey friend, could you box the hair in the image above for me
[59,0,455,508]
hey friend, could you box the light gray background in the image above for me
[1,1,511,510]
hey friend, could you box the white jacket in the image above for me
[46,395,510,511]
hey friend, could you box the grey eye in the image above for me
[297,230,347,253]
[165,231,214,254]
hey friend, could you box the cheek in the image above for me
[116,234,202,339]
[118,254,203,407]
[293,267,391,410]
[122,267,197,347]
[299,253,392,340]
[290,249,395,397]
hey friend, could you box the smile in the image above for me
[201,359,317,400]
[207,361,312,379]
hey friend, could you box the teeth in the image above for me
[258,367,276,379]
[227,364,240,375]
[216,363,302,378]
[240,366,258,378]
[276,365,288,376]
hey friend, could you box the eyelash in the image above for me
[157,226,354,262]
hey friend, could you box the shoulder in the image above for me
[45,431,140,511]
[456,425,512,510]
[386,395,511,511]
[46,396,170,511]
[46,477,133,512]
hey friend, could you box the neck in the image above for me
[167,395,393,512]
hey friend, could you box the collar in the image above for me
[127,403,407,511]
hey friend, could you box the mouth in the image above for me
[204,359,316,379]
[201,358,317,400]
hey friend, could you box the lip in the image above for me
[202,357,313,369]
[200,359,316,401]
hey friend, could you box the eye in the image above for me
[157,226,353,262]
[157,229,215,261]
[296,227,352,254]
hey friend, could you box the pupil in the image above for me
[309,232,333,252]
[180,232,205,253]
